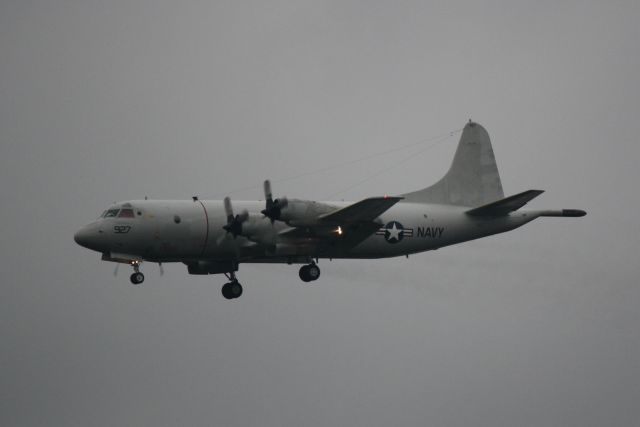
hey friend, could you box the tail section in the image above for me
[539,209,587,217]
[466,190,544,216]
[402,121,504,206]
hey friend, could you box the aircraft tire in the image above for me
[130,272,144,285]
[299,265,310,282]
[307,264,320,281]
[229,281,243,298]
[222,281,243,299]
[221,282,233,299]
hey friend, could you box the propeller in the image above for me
[222,196,249,238]
[261,180,288,222]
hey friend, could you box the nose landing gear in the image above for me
[129,261,144,285]
[130,272,145,284]
[221,272,243,299]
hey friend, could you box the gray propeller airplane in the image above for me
[74,121,585,299]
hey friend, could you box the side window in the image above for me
[118,208,135,218]
[104,209,120,218]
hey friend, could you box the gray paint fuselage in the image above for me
[75,199,540,263]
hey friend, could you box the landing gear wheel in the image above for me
[130,272,144,285]
[229,281,243,298]
[299,265,311,282]
[221,281,243,299]
[221,283,233,299]
[299,264,320,282]
[307,264,320,281]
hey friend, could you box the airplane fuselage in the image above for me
[75,199,539,263]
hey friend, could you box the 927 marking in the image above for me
[114,225,132,234]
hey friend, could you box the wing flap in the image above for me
[466,190,544,216]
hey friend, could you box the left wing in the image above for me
[318,196,403,224]
[279,196,402,246]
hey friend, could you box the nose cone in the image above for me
[74,225,101,251]
[74,227,91,248]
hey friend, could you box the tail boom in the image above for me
[539,209,587,217]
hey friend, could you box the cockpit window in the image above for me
[103,209,120,218]
[118,208,135,218]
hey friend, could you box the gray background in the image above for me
[1,1,639,426]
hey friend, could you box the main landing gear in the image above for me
[218,262,320,300]
[221,272,243,300]
[299,263,321,283]
[129,261,144,285]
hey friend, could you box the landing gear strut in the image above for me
[299,262,320,282]
[130,261,144,285]
[221,272,243,299]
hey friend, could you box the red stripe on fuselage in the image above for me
[197,200,209,256]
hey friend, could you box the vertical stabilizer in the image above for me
[401,121,504,206]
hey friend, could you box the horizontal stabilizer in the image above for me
[319,196,403,224]
[466,190,544,216]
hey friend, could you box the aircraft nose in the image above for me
[74,226,95,249]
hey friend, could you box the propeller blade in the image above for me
[261,180,287,221]
[224,196,233,221]
[158,263,164,276]
[113,263,119,276]
[264,180,273,202]
[216,233,228,245]
[216,228,242,258]
[222,196,247,237]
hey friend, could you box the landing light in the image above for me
[337,226,343,235]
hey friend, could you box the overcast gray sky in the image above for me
[1,1,639,426]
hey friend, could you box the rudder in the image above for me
[401,121,504,206]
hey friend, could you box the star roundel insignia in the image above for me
[384,221,405,244]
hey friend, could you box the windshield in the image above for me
[118,208,135,218]
[103,208,120,218]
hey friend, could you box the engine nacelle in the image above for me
[240,215,279,245]
[278,199,336,227]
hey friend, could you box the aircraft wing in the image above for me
[318,196,403,224]
[466,190,544,216]
[279,196,402,247]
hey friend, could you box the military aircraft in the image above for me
[74,121,585,299]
